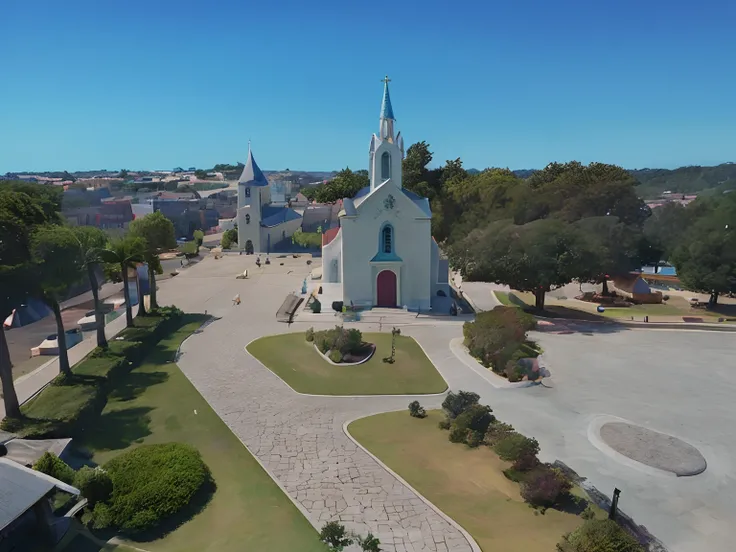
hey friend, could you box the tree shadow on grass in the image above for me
[82,406,154,452]
[108,371,169,402]
[553,492,590,515]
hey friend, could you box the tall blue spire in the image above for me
[380,75,395,120]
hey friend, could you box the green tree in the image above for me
[221,228,238,249]
[450,218,583,310]
[670,194,736,304]
[129,212,176,309]
[642,202,694,268]
[71,226,109,348]
[99,237,145,327]
[117,169,129,179]
[401,141,442,199]
[0,190,55,417]
[193,229,204,247]
[31,225,85,376]
[305,168,369,203]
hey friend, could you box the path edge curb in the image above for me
[343,412,483,552]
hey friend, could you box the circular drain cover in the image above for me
[600,422,706,476]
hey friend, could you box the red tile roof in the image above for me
[322,227,340,247]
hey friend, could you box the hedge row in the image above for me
[1,306,184,438]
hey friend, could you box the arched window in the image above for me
[245,187,251,198]
[381,151,391,179]
[245,214,251,224]
[382,225,393,254]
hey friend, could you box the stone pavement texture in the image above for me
[154,256,736,552]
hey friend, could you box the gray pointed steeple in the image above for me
[238,143,269,186]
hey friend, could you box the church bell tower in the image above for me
[369,76,404,191]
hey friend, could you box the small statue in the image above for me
[301,278,307,294]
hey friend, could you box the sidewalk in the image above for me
[1,310,134,419]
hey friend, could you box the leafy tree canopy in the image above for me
[301,168,368,204]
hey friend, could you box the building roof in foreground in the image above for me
[238,145,269,187]
[0,458,79,531]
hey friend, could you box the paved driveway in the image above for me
[158,256,736,552]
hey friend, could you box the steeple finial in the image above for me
[380,75,395,121]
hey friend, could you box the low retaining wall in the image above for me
[313,343,376,366]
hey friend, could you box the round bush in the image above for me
[329,349,343,363]
[520,467,571,507]
[493,433,540,462]
[563,519,643,552]
[33,452,75,485]
[100,443,210,533]
[73,466,113,506]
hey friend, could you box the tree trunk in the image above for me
[51,299,71,376]
[88,265,107,349]
[149,265,158,310]
[0,327,21,418]
[709,292,719,306]
[122,264,133,328]
[534,288,546,311]
[601,279,610,296]
[136,269,147,318]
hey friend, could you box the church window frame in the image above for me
[245,187,251,198]
[380,223,393,255]
[245,214,251,224]
[381,151,391,180]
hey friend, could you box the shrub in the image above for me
[581,506,596,520]
[310,299,321,313]
[89,502,114,530]
[451,404,495,446]
[494,433,540,462]
[561,519,643,552]
[329,349,343,363]
[520,466,572,507]
[305,327,315,342]
[463,306,537,370]
[448,426,467,443]
[94,443,210,533]
[408,401,427,418]
[441,390,480,419]
[438,418,451,430]
[358,532,382,552]
[484,421,515,446]
[74,466,113,506]
[33,452,75,485]
[320,521,353,550]
[512,452,540,472]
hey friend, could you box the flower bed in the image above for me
[305,325,375,364]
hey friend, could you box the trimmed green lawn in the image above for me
[349,410,587,552]
[82,316,327,552]
[247,332,448,395]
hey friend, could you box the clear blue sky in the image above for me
[2,0,735,173]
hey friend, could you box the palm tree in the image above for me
[100,237,145,328]
[71,226,109,348]
[31,226,85,376]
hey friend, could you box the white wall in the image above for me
[341,182,431,310]
[322,230,342,283]
[259,217,302,253]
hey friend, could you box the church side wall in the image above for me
[322,232,342,283]
[236,205,260,250]
[260,217,302,253]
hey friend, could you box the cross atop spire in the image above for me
[380,75,395,121]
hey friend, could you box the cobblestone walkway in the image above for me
[177,326,474,552]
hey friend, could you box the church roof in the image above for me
[238,145,269,187]
[261,205,302,228]
[381,80,395,120]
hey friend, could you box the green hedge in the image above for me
[558,519,644,552]
[1,309,184,438]
[87,443,211,533]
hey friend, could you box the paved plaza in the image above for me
[152,254,735,552]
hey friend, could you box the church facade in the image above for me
[236,146,302,253]
[321,78,449,311]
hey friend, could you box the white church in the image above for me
[321,77,450,311]
[236,145,302,254]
